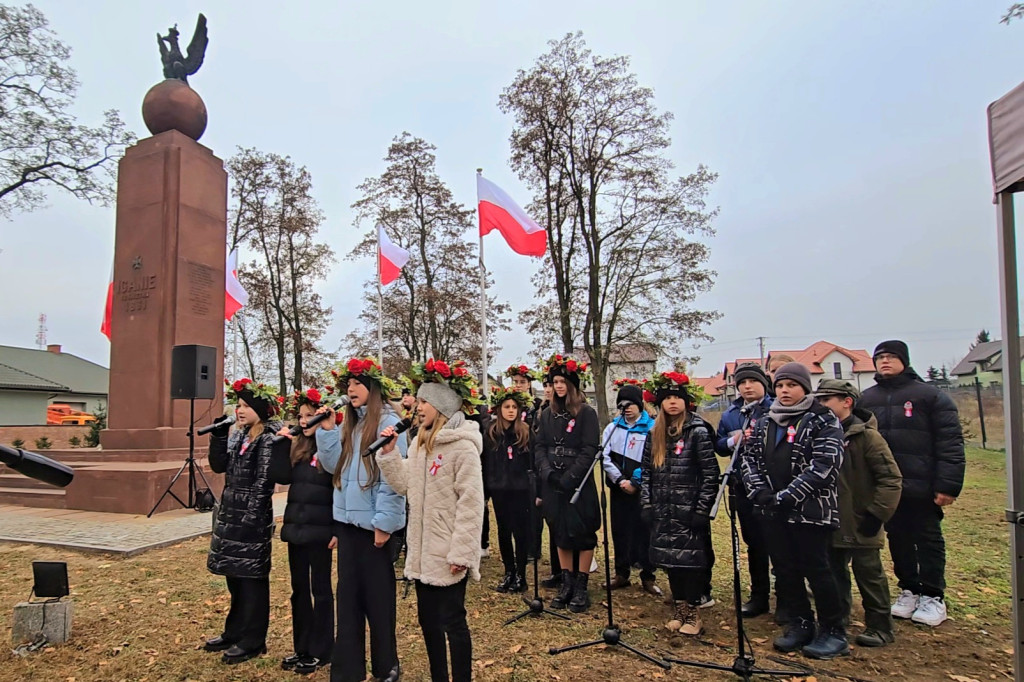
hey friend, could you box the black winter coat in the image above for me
[534,403,601,549]
[208,422,283,579]
[858,369,965,500]
[482,423,532,493]
[640,414,719,570]
[268,437,334,546]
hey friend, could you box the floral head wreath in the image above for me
[612,378,644,390]
[489,386,534,410]
[283,386,332,420]
[505,363,543,383]
[224,378,283,415]
[330,357,400,399]
[541,353,592,388]
[643,371,694,406]
[409,358,485,413]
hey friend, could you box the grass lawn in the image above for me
[0,446,1014,681]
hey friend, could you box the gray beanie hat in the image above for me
[417,381,464,419]
[773,362,812,395]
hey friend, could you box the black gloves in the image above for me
[753,489,775,507]
[858,513,883,537]
[691,513,711,529]
[210,414,233,439]
[774,494,797,510]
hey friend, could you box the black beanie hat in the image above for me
[772,362,812,395]
[733,363,770,393]
[546,364,581,390]
[616,385,643,411]
[237,389,273,422]
[873,340,910,368]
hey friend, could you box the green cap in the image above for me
[815,379,860,402]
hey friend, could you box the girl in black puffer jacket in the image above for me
[205,379,284,665]
[483,388,534,594]
[640,372,718,637]
[270,388,337,675]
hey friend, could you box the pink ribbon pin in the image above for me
[429,455,443,476]
[904,401,913,418]
[566,419,576,433]
[786,425,796,443]
[507,446,513,460]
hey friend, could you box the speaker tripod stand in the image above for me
[148,397,216,517]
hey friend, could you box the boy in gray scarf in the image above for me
[740,363,847,660]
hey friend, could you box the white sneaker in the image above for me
[480,546,490,558]
[911,595,947,627]
[891,590,920,619]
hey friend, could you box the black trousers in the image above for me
[416,577,472,682]
[222,575,270,651]
[764,519,843,628]
[667,567,704,605]
[492,489,532,577]
[734,491,771,601]
[481,493,491,549]
[332,523,398,682]
[287,542,334,661]
[885,497,946,598]
[609,484,654,582]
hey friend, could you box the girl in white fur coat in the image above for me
[377,359,484,682]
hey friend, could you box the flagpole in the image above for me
[376,226,384,366]
[477,169,489,397]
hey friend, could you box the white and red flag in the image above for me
[378,225,410,285]
[225,248,249,321]
[477,174,546,257]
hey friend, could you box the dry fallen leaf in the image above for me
[510,643,523,653]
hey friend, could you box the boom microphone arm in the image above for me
[0,445,74,488]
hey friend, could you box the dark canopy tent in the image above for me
[987,82,1024,682]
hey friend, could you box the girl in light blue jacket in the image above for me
[315,357,406,682]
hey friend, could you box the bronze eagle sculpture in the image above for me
[157,13,208,84]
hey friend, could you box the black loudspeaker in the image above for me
[32,561,69,599]
[170,344,217,400]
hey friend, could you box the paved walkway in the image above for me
[0,493,287,556]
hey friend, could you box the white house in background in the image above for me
[574,343,657,401]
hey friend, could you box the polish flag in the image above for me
[100,263,113,339]
[477,174,546,257]
[225,248,249,320]
[378,225,410,285]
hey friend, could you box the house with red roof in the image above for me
[719,341,876,401]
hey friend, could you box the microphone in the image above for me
[0,445,74,488]
[363,418,413,457]
[272,396,351,444]
[197,415,236,436]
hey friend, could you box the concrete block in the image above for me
[12,600,73,645]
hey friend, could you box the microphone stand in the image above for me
[662,408,809,680]
[503,467,571,626]
[549,425,670,670]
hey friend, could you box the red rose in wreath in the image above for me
[347,358,363,374]
[454,366,468,378]
[435,361,452,378]
[306,388,322,404]
[642,389,656,403]
[566,360,578,372]
[425,359,436,373]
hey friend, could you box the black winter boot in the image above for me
[511,572,528,593]
[550,570,574,609]
[495,572,515,593]
[772,617,815,653]
[569,572,591,613]
[801,625,850,660]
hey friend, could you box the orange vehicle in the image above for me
[47,404,97,425]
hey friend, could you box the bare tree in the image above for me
[500,33,719,421]
[0,4,133,218]
[347,133,509,373]
[227,148,334,390]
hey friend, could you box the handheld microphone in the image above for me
[0,445,74,488]
[197,415,236,436]
[363,418,413,457]
[272,395,351,444]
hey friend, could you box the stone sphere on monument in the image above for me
[141,79,208,141]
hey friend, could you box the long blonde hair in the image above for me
[650,407,687,469]
[333,381,383,491]
[246,421,265,441]
[417,412,450,457]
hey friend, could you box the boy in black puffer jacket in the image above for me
[271,388,337,675]
[741,363,847,660]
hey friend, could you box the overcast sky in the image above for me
[1,0,1023,379]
